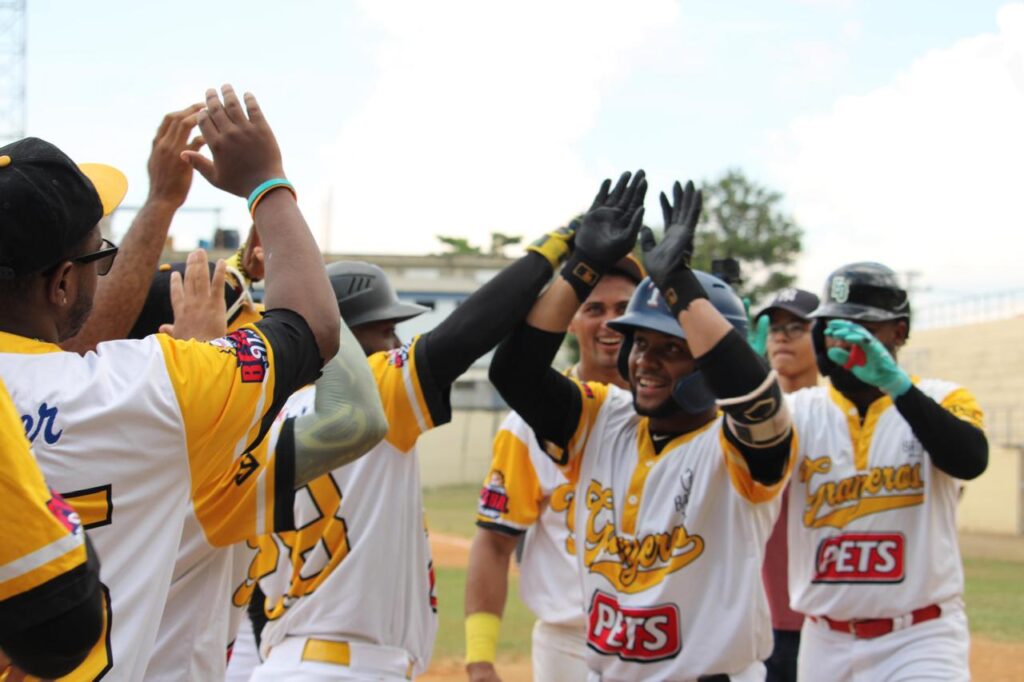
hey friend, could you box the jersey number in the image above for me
[54,486,115,681]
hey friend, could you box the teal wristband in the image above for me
[247,178,296,216]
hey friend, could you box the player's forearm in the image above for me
[464,529,517,617]
[700,330,793,485]
[489,324,582,450]
[895,385,989,480]
[60,200,179,353]
[255,192,340,362]
[293,323,388,486]
[422,252,554,389]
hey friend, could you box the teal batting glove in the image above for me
[748,314,769,357]
[825,319,911,397]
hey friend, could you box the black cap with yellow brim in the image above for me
[0,137,128,279]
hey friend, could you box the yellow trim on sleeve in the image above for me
[719,426,798,504]
[941,387,985,430]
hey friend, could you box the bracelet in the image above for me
[247,178,296,217]
[465,612,501,664]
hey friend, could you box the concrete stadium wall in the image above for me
[902,315,1024,535]
[417,409,509,488]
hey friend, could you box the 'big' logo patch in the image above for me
[586,590,681,662]
[813,532,905,583]
[211,328,269,383]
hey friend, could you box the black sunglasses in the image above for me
[72,238,119,276]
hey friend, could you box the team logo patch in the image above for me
[830,275,850,303]
[477,470,510,519]
[210,328,269,383]
[587,590,681,662]
[46,491,82,535]
[813,532,905,583]
[387,344,410,368]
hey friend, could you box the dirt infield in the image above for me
[425,532,1024,681]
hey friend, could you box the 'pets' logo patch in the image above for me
[587,590,681,662]
[813,532,905,583]
[477,470,510,519]
[211,328,269,383]
[46,491,82,535]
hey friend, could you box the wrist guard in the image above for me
[560,251,603,301]
[657,269,708,316]
[716,370,792,448]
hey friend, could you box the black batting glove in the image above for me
[561,170,647,301]
[639,180,707,316]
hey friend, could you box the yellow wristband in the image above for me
[465,612,501,664]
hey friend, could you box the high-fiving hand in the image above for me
[181,85,285,198]
[561,170,646,300]
[638,180,707,315]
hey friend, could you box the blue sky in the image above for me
[23,1,1023,304]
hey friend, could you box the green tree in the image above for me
[689,169,803,305]
[435,235,482,255]
[489,232,522,257]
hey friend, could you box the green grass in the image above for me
[423,484,482,539]
[434,567,536,661]
[964,557,1024,642]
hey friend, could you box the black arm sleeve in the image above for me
[246,308,323,452]
[894,385,989,480]
[420,252,554,390]
[489,323,582,456]
[698,330,791,486]
[0,536,103,678]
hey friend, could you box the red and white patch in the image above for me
[586,590,681,663]
[813,532,905,583]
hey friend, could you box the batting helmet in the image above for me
[607,272,748,414]
[810,261,910,383]
[326,261,429,327]
[810,262,910,324]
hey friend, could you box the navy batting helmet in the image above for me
[607,272,747,414]
[326,261,429,327]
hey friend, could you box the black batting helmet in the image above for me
[326,261,429,327]
[810,262,910,324]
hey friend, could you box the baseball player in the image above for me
[750,288,819,682]
[0,378,102,679]
[464,254,643,682]
[0,85,341,679]
[786,262,988,681]
[126,254,387,682]
[489,177,796,680]
[245,217,582,681]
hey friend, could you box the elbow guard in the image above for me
[716,370,792,448]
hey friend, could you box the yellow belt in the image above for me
[300,638,414,679]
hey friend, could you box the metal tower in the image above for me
[0,0,25,143]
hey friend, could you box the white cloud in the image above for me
[768,2,1024,301]
[320,0,677,255]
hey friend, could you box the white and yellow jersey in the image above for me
[0,317,307,681]
[0,377,89,618]
[787,380,984,621]
[249,337,447,676]
[476,410,582,626]
[146,384,313,682]
[555,381,793,680]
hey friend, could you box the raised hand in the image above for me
[147,104,205,209]
[639,180,701,291]
[638,180,707,315]
[574,170,647,271]
[159,249,229,342]
[825,319,911,396]
[181,85,285,198]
